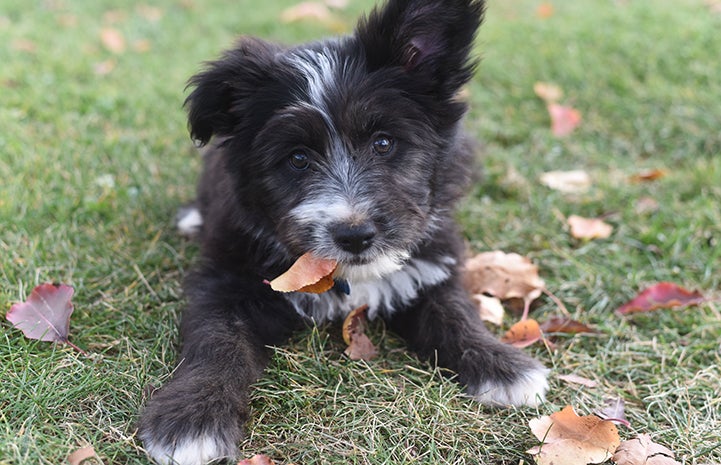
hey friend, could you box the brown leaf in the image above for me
[268,252,337,293]
[539,170,591,193]
[463,251,545,304]
[548,103,582,137]
[12,38,37,53]
[470,294,505,326]
[567,215,613,240]
[612,434,679,465]
[616,282,706,315]
[540,317,597,335]
[100,27,126,54]
[67,446,98,465]
[557,374,598,388]
[634,196,659,215]
[342,305,377,361]
[501,319,542,348]
[528,405,621,465]
[281,1,332,23]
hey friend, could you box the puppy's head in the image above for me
[186,0,484,282]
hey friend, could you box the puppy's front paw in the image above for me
[469,364,549,407]
[139,377,245,465]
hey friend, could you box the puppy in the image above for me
[139,0,549,463]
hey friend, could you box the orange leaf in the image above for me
[616,282,706,315]
[534,81,563,103]
[630,168,668,183]
[501,319,542,348]
[268,252,337,293]
[237,454,275,465]
[567,215,613,240]
[536,3,555,18]
[548,103,581,137]
[528,405,621,465]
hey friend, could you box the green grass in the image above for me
[1,0,720,463]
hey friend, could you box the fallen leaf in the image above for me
[612,434,680,465]
[594,397,630,428]
[100,27,126,54]
[548,103,582,137]
[528,405,621,465]
[471,294,505,326]
[540,317,597,335]
[501,319,542,348]
[12,38,37,53]
[268,252,337,293]
[634,196,659,215]
[567,215,613,240]
[534,82,563,103]
[536,3,555,18]
[539,170,591,193]
[132,39,152,53]
[558,374,598,388]
[6,283,74,344]
[238,454,275,465]
[616,282,706,315]
[281,1,332,22]
[67,446,98,465]
[137,5,164,22]
[463,251,545,319]
[94,59,117,76]
[629,168,667,183]
[342,305,377,361]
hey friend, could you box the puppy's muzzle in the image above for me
[331,221,377,255]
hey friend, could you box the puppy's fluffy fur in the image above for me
[139,0,549,463]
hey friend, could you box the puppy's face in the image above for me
[186,0,483,281]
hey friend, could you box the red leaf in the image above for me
[6,283,75,343]
[616,282,706,315]
[540,316,597,335]
[548,103,581,137]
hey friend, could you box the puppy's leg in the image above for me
[139,267,301,465]
[388,278,549,407]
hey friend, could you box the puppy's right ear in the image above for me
[185,38,278,146]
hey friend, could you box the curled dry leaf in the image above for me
[268,252,337,294]
[594,397,630,428]
[540,170,591,193]
[463,251,545,319]
[612,434,679,465]
[616,282,706,315]
[501,319,542,348]
[528,405,620,465]
[342,305,377,361]
[567,215,613,240]
[629,168,667,183]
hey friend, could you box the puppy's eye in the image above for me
[289,152,310,171]
[372,136,394,156]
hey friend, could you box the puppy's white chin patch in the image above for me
[336,251,410,283]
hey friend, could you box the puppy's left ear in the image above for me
[356,0,484,98]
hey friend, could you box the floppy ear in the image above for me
[185,38,279,146]
[356,0,484,96]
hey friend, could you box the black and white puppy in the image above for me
[139,0,549,463]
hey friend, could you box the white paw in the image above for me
[142,433,235,465]
[176,207,203,236]
[469,365,550,407]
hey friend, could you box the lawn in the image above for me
[1,0,720,464]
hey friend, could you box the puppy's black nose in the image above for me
[332,222,377,254]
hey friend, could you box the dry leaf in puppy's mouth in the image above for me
[268,252,337,293]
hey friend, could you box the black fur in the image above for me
[139,1,548,463]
